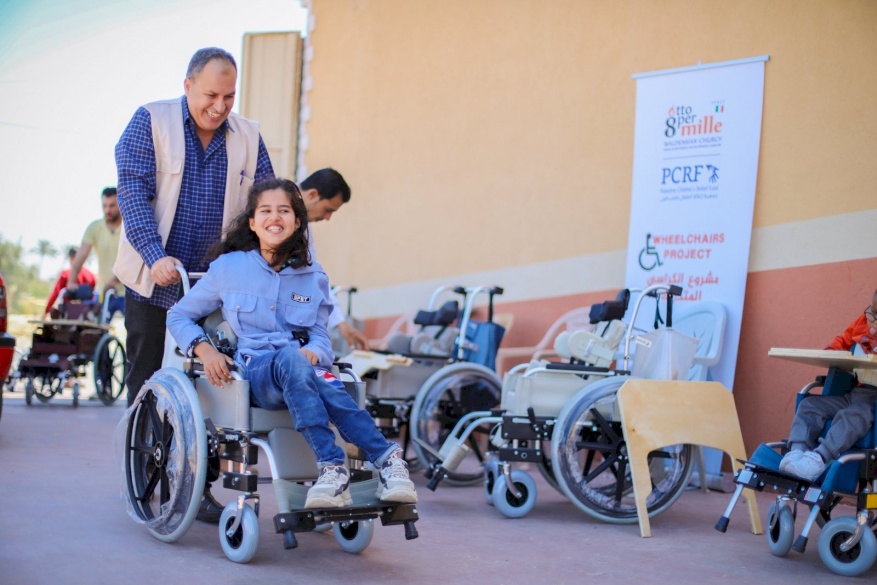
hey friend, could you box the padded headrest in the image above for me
[414,300,459,327]
[589,289,630,324]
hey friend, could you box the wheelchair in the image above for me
[14,286,126,407]
[717,353,877,577]
[419,284,707,523]
[343,285,506,486]
[119,269,419,563]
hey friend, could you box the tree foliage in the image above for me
[0,234,53,314]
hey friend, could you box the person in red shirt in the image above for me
[779,288,877,481]
[44,247,97,319]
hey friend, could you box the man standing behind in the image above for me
[299,168,369,351]
[114,47,274,522]
[66,187,125,318]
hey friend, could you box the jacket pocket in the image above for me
[226,292,259,333]
[285,301,319,330]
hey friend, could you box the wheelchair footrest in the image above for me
[734,463,823,505]
[273,503,419,534]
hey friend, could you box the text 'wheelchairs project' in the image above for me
[418,284,717,524]
[343,284,507,486]
[12,286,126,407]
[118,269,418,564]
[717,348,877,577]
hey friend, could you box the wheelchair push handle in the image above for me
[175,265,206,296]
[621,283,684,371]
[330,285,358,316]
[455,285,505,360]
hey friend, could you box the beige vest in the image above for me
[114,98,261,297]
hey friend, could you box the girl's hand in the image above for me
[299,348,319,365]
[194,342,235,387]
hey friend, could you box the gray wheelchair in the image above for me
[118,270,418,563]
[419,284,721,523]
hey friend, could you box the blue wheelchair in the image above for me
[717,350,877,577]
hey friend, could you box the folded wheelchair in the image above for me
[419,283,707,523]
[717,351,877,577]
[118,269,418,563]
[343,285,506,485]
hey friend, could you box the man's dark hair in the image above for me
[101,187,117,198]
[186,47,237,80]
[300,168,351,203]
[67,246,78,259]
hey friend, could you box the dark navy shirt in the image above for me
[115,97,274,309]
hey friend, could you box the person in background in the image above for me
[299,168,369,352]
[114,46,274,522]
[779,288,877,481]
[67,186,125,319]
[44,247,96,320]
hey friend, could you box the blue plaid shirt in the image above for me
[115,97,274,309]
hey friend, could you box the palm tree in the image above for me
[30,239,58,277]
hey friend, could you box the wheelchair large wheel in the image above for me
[766,501,795,557]
[551,375,694,524]
[334,520,375,554]
[93,334,126,406]
[219,502,260,564]
[818,516,877,577]
[409,362,502,486]
[123,368,207,543]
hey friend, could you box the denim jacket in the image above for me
[167,249,335,367]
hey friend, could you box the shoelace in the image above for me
[317,466,346,485]
[383,458,409,479]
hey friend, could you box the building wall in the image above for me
[301,0,877,453]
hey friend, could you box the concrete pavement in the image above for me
[0,394,864,585]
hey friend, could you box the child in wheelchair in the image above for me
[779,288,877,481]
[166,178,417,509]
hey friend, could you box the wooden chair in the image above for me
[616,379,762,538]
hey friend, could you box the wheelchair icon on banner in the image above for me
[638,233,663,271]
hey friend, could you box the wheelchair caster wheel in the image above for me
[334,520,374,554]
[492,470,537,519]
[219,503,260,564]
[766,501,795,557]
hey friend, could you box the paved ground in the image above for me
[0,393,867,585]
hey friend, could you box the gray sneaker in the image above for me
[782,450,827,482]
[778,449,804,472]
[305,465,352,508]
[377,449,418,503]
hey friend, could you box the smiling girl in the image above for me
[166,178,416,508]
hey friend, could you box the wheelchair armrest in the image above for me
[544,363,611,374]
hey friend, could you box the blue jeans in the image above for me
[244,346,396,467]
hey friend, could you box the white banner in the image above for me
[625,57,767,482]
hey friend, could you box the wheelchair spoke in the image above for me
[582,453,619,484]
[140,462,161,503]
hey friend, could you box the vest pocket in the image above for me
[156,153,183,175]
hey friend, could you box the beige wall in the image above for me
[296,0,877,455]
[303,0,877,300]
